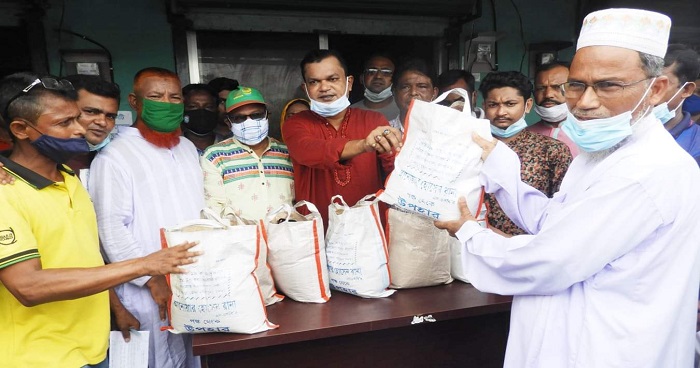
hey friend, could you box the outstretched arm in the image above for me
[0,241,200,307]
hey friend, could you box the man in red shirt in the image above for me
[283,49,401,227]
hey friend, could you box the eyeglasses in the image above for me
[560,78,652,99]
[365,68,393,77]
[225,110,267,125]
[3,78,74,120]
[534,83,564,93]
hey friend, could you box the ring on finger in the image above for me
[383,129,390,136]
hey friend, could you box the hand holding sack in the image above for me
[326,195,395,298]
[378,88,491,222]
[264,201,331,303]
[161,209,277,334]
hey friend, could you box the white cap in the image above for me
[577,8,671,58]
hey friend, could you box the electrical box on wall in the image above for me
[60,49,112,81]
[528,41,573,77]
[465,32,505,76]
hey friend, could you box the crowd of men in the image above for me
[0,6,699,368]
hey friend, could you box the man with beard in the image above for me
[182,83,219,155]
[436,8,700,367]
[89,67,204,368]
[350,53,399,120]
[527,62,579,157]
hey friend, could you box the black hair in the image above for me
[300,49,349,81]
[664,44,700,85]
[437,69,475,94]
[392,58,436,87]
[0,72,77,139]
[133,67,179,83]
[479,71,533,100]
[207,77,239,93]
[182,83,218,101]
[534,61,570,76]
[63,74,121,101]
[363,53,396,71]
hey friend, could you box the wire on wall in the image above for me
[508,0,527,73]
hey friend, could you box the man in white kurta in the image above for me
[89,68,204,368]
[437,9,700,368]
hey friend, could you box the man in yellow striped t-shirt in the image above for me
[201,86,294,220]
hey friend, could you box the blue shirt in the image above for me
[668,112,700,167]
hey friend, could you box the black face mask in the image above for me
[183,109,218,135]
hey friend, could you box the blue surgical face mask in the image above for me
[562,78,655,153]
[652,82,688,124]
[88,134,111,152]
[490,116,528,138]
[307,77,351,117]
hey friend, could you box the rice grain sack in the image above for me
[326,194,395,298]
[216,208,284,306]
[386,208,453,288]
[264,201,331,303]
[161,216,277,334]
[378,88,491,221]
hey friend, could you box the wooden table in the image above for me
[194,282,512,368]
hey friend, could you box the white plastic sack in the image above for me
[450,197,489,283]
[450,237,470,283]
[161,211,277,334]
[215,208,284,306]
[386,208,453,289]
[379,88,492,221]
[326,194,395,298]
[264,201,331,303]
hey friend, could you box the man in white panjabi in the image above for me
[89,68,204,368]
[436,9,700,368]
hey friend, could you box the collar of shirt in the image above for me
[0,155,74,190]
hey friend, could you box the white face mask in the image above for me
[306,77,351,117]
[231,117,269,145]
[652,82,689,125]
[533,102,569,123]
[364,85,393,103]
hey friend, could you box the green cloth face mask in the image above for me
[140,98,184,132]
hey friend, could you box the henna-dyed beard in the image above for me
[136,124,181,149]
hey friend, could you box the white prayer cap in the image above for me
[577,8,671,58]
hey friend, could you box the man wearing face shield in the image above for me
[436,9,700,367]
[528,62,580,157]
[201,86,294,220]
[652,44,700,166]
[350,53,400,121]
[182,84,219,155]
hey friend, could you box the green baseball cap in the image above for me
[226,86,266,113]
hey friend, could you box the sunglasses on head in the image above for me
[3,77,74,121]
